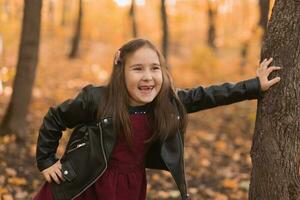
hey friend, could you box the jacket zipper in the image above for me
[66,142,86,154]
[70,121,108,200]
[68,138,83,148]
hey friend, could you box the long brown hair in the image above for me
[97,38,187,149]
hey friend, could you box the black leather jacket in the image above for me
[36,77,263,200]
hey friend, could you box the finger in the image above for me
[266,58,273,67]
[51,172,61,184]
[266,57,273,64]
[260,58,267,67]
[56,169,65,182]
[261,58,269,69]
[44,173,52,183]
[268,77,281,86]
[57,162,62,170]
[261,58,267,63]
[267,66,282,74]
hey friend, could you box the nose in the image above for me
[142,69,153,81]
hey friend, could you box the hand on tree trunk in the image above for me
[256,57,282,92]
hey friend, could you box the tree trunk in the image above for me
[0,34,4,93]
[250,1,300,199]
[160,0,169,62]
[69,0,83,58]
[61,0,69,26]
[258,0,270,40]
[240,40,250,72]
[3,0,11,19]
[240,0,252,72]
[129,0,138,38]
[48,0,55,36]
[0,33,4,63]
[0,0,42,141]
[207,0,216,49]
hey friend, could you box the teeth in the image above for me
[139,86,154,90]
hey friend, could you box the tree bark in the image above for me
[69,0,83,58]
[250,1,300,199]
[0,0,42,140]
[129,0,138,38]
[160,0,169,62]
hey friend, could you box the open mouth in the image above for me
[138,85,154,91]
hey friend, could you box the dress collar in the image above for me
[128,103,153,114]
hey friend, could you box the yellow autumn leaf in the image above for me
[0,187,8,193]
[222,179,238,189]
[198,158,211,167]
[215,141,227,151]
[8,177,27,186]
[2,193,14,200]
[214,192,229,200]
[151,174,160,181]
[157,190,169,198]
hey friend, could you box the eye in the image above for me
[133,67,142,71]
[152,65,161,70]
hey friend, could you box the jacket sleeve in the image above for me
[176,77,264,113]
[36,84,94,171]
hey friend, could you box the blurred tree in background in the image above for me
[160,0,169,62]
[69,0,83,58]
[258,0,270,41]
[207,0,217,50]
[0,0,42,142]
[129,0,138,37]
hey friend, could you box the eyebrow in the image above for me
[129,63,161,68]
[152,63,161,66]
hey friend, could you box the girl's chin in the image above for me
[129,96,156,106]
[129,90,159,106]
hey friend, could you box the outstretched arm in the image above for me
[177,57,281,113]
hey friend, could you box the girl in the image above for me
[34,38,281,200]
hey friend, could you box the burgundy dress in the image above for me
[34,105,153,200]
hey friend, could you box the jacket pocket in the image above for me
[65,132,89,154]
[61,160,77,182]
[66,141,87,154]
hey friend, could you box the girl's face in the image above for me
[124,46,163,106]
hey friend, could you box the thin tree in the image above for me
[258,0,270,41]
[240,1,253,71]
[61,0,69,27]
[69,0,83,58]
[129,0,138,38]
[0,34,4,66]
[207,0,216,49]
[48,0,55,36]
[2,0,11,19]
[0,0,42,141]
[250,1,300,199]
[0,33,5,94]
[160,0,169,62]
